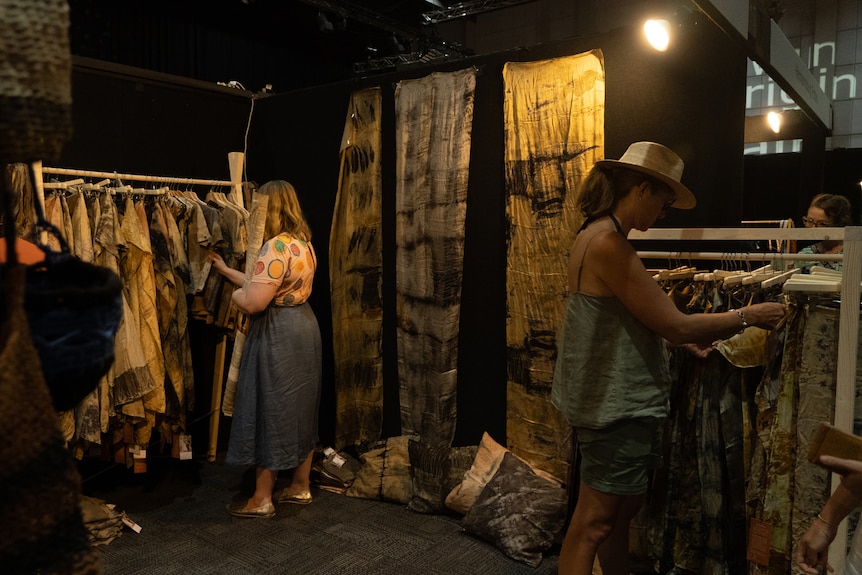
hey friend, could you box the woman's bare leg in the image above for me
[285,450,314,495]
[596,492,643,575]
[558,481,642,575]
[247,466,276,508]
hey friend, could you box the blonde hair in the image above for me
[261,180,312,242]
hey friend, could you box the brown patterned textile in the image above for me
[330,88,385,448]
[394,68,477,448]
[502,51,605,479]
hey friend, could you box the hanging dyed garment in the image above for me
[747,297,837,575]
[395,68,476,448]
[503,50,605,479]
[330,87,384,449]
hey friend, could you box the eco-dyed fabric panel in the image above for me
[223,187,268,416]
[747,301,837,575]
[394,68,476,448]
[330,88,384,449]
[503,51,604,479]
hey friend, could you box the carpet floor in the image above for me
[80,456,560,575]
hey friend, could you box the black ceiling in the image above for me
[67,0,477,93]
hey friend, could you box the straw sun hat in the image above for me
[595,141,696,209]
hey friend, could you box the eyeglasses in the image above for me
[662,198,675,210]
[802,217,832,228]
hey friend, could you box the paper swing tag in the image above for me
[747,517,772,566]
[171,433,193,460]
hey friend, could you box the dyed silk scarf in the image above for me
[503,50,605,478]
[395,68,476,448]
[330,88,385,448]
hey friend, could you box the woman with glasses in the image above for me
[795,193,853,273]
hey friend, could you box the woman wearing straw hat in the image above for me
[551,142,787,575]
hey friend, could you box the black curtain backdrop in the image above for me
[62,60,253,180]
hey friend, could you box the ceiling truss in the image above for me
[297,0,536,74]
[421,0,538,24]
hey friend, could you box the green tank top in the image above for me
[551,292,671,428]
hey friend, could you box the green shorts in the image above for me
[576,418,663,495]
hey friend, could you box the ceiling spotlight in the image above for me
[644,19,670,51]
[767,111,782,133]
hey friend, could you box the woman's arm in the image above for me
[231,282,278,315]
[796,455,862,573]
[585,232,786,345]
[208,248,278,314]
[208,249,244,287]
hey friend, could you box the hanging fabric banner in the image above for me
[222,187,268,416]
[502,50,605,479]
[395,67,477,448]
[330,87,385,448]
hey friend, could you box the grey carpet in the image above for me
[85,457,560,574]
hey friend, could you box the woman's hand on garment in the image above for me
[208,249,245,287]
[207,249,227,273]
[796,519,836,574]
[741,302,787,331]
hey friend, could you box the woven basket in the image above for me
[0,0,73,163]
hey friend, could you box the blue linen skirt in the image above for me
[226,302,322,470]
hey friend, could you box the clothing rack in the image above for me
[36,151,245,208]
[40,167,233,188]
[631,226,862,571]
[635,251,842,263]
[33,153,246,465]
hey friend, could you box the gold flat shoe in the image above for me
[226,500,275,518]
[274,488,312,505]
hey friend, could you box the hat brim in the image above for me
[594,159,697,210]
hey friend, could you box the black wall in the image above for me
[245,20,748,447]
[61,59,253,180]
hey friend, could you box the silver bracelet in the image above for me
[730,309,748,333]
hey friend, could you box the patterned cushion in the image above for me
[461,452,567,567]
[407,438,479,514]
[345,435,414,504]
[444,432,509,514]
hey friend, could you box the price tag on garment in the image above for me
[171,433,193,460]
[746,517,772,566]
[121,514,143,534]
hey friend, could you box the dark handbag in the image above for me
[1,166,123,411]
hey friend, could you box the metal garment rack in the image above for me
[33,153,246,465]
[630,226,862,571]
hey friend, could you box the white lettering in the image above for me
[747,83,765,108]
[752,61,765,76]
[834,73,857,99]
[812,42,835,67]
